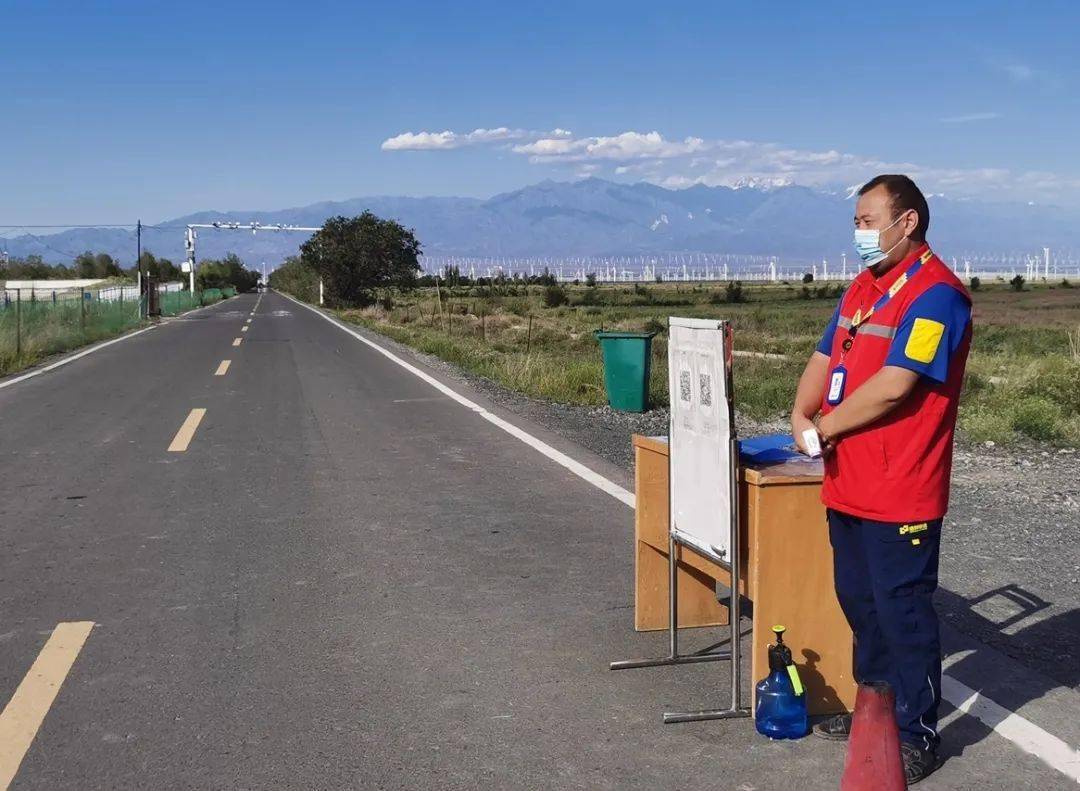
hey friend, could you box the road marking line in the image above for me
[214,360,231,376]
[233,338,242,347]
[241,326,248,332]
[0,621,94,790]
[0,296,239,392]
[941,675,1080,782]
[0,327,155,391]
[282,292,634,508]
[245,318,251,324]
[168,408,206,452]
[283,290,1080,784]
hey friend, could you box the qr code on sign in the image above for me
[699,373,712,406]
[679,370,692,403]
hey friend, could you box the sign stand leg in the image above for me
[663,439,750,722]
[610,413,751,722]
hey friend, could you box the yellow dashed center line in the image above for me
[233,338,242,347]
[0,621,95,790]
[214,360,231,376]
[168,408,206,452]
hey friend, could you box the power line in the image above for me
[0,223,139,229]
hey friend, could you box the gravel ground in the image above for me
[352,321,1080,691]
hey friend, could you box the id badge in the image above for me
[827,365,847,406]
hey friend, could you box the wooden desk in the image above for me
[632,434,855,715]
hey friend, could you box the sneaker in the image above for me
[901,742,940,785]
[812,713,852,741]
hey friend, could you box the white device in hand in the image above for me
[802,428,822,458]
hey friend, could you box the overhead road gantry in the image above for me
[183,222,322,292]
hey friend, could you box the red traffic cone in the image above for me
[840,681,906,790]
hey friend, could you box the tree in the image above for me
[543,284,568,308]
[73,251,121,279]
[1010,274,1025,292]
[300,212,422,307]
[137,252,183,282]
[268,256,319,301]
[802,272,814,284]
[585,272,597,288]
[195,252,260,292]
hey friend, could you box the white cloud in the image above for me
[513,131,708,162]
[1003,63,1035,83]
[382,125,1080,206]
[381,127,570,151]
[988,59,1063,91]
[940,112,1001,124]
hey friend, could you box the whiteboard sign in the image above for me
[667,317,734,562]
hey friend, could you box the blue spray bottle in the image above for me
[754,625,808,739]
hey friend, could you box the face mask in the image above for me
[853,212,908,267]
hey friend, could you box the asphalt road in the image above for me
[0,291,1076,790]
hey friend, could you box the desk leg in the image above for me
[612,538,734,671]
[635,542,729,631]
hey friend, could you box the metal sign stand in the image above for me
[610,320,750,724]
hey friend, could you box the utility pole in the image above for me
[137,219,143,318]
[185,227,196,293]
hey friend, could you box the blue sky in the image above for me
[3,0,1078,225]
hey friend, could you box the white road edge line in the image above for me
[0,327,155,391]
[280,292,633,508]
[281,291,1080,783]
[941,675,1080,782]
[0,293,239,392]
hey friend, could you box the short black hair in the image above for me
[858,174,930,240]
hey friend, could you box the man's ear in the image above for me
[903,209,920,239]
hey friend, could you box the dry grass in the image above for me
[335,280,1080,445]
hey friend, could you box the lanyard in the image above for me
[841,248,933,356]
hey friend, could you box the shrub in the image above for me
[970,276,981,291]
[802,272,814,284]
[1061,278,1074,289]
[575,288,601,307]
[543,284,569,308]
[1023,358,1080,415]
[585,272,597,287]
[725,281,746,303]
[503,297,530,316]
[1010,275,1025,292]
[1010,397,1063,441]
[643,317,665,335]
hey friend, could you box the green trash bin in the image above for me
[594,331,657,412]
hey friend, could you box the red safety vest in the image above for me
[820,244,971,522]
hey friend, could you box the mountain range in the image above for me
[5,178,1077,268]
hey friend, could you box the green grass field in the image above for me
[0,288,219,377]
[333,278,1080,445]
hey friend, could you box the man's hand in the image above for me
[790,351,831,455]
[818,366,920,440]
[791,412,821,455]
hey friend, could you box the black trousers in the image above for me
[827,508,943,750]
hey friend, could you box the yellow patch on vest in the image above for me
[904,318,945,364]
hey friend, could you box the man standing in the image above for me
[790,175,972,785]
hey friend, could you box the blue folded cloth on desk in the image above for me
[738,432,802,464]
